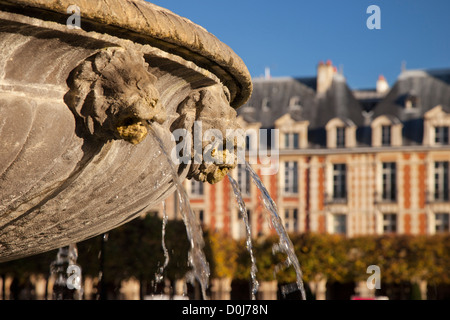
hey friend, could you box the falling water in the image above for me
[97,233,108,300]
[228,174,259,300]
[148,126,210,300]
[50,243,83,300]
[155,200,170,285]
[245,161,307,300]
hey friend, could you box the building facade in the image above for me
[163,62,450,241]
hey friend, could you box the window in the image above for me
[284,209,299,233]
[332,164,347,201]
[381,125,391,146]
[245,135,251,151]
[237,164,251,196]
[336,127,346,148]
[434,213,450,233]
[435,213,449,233]
[289,96,301,107]
[333,214,347,235]
[383,213,397,233]
[405,95,418,110]
[262,98,270,111]
[284,161,298,194]
[284,133,299,149]
[435,126,449,145]
[382,162,396,201]
[191,180,204,196]
[434,161,449,201]
[198,210,205,225]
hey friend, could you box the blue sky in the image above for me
[150,0,450,89]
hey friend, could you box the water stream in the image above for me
[148,127,210,300]
[50,243,83,300]
[245,161,307,300]
[228,174,259,300]
[155,200,170,285]
[146,124,304,300]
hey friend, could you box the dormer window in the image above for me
[325,118,356,149]
[336,127,346,148]
[371,115,402,147]
[285,133,299,149]
[435,126,449,145]
[288,96,302,111]
[381,125,392,146]
[289,96,301,106]
[423,106,450,146]
[275,114,309,149]
[405,95,419,110]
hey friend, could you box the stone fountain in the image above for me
[0,0,252,262]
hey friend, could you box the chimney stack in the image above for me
[317,60,335,94]
[376,75,389,94]
[265,67,271,80]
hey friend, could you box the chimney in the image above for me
[265,67,271,79]
[376,75,389,94]
[317,60,334,94]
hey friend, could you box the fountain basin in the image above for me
[0,0,252,262]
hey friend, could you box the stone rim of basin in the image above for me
[1,0,253,109]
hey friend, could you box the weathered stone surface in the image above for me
[172,84,244,184]
[0,0,252,262]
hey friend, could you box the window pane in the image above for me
[293,209,298,232]
[435,126,449,145]
[336,127,345,148]
[383,214,397,233]
[333,164,346,200]
[284,161,298,194]
[435,213,449,232]
[382,162,396,201]
[246,135,251,151]
[191,180,204,196]
[434,162,449,201]
[382,125,391,146]
[333,214,347,234]
[293,133,299,148]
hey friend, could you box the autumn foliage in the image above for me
[1,214,449,292]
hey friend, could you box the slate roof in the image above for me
[240,74,364,129]
[372,68,450,145]
[237,67,450,148]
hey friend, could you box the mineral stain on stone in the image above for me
[116,119,148,145]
